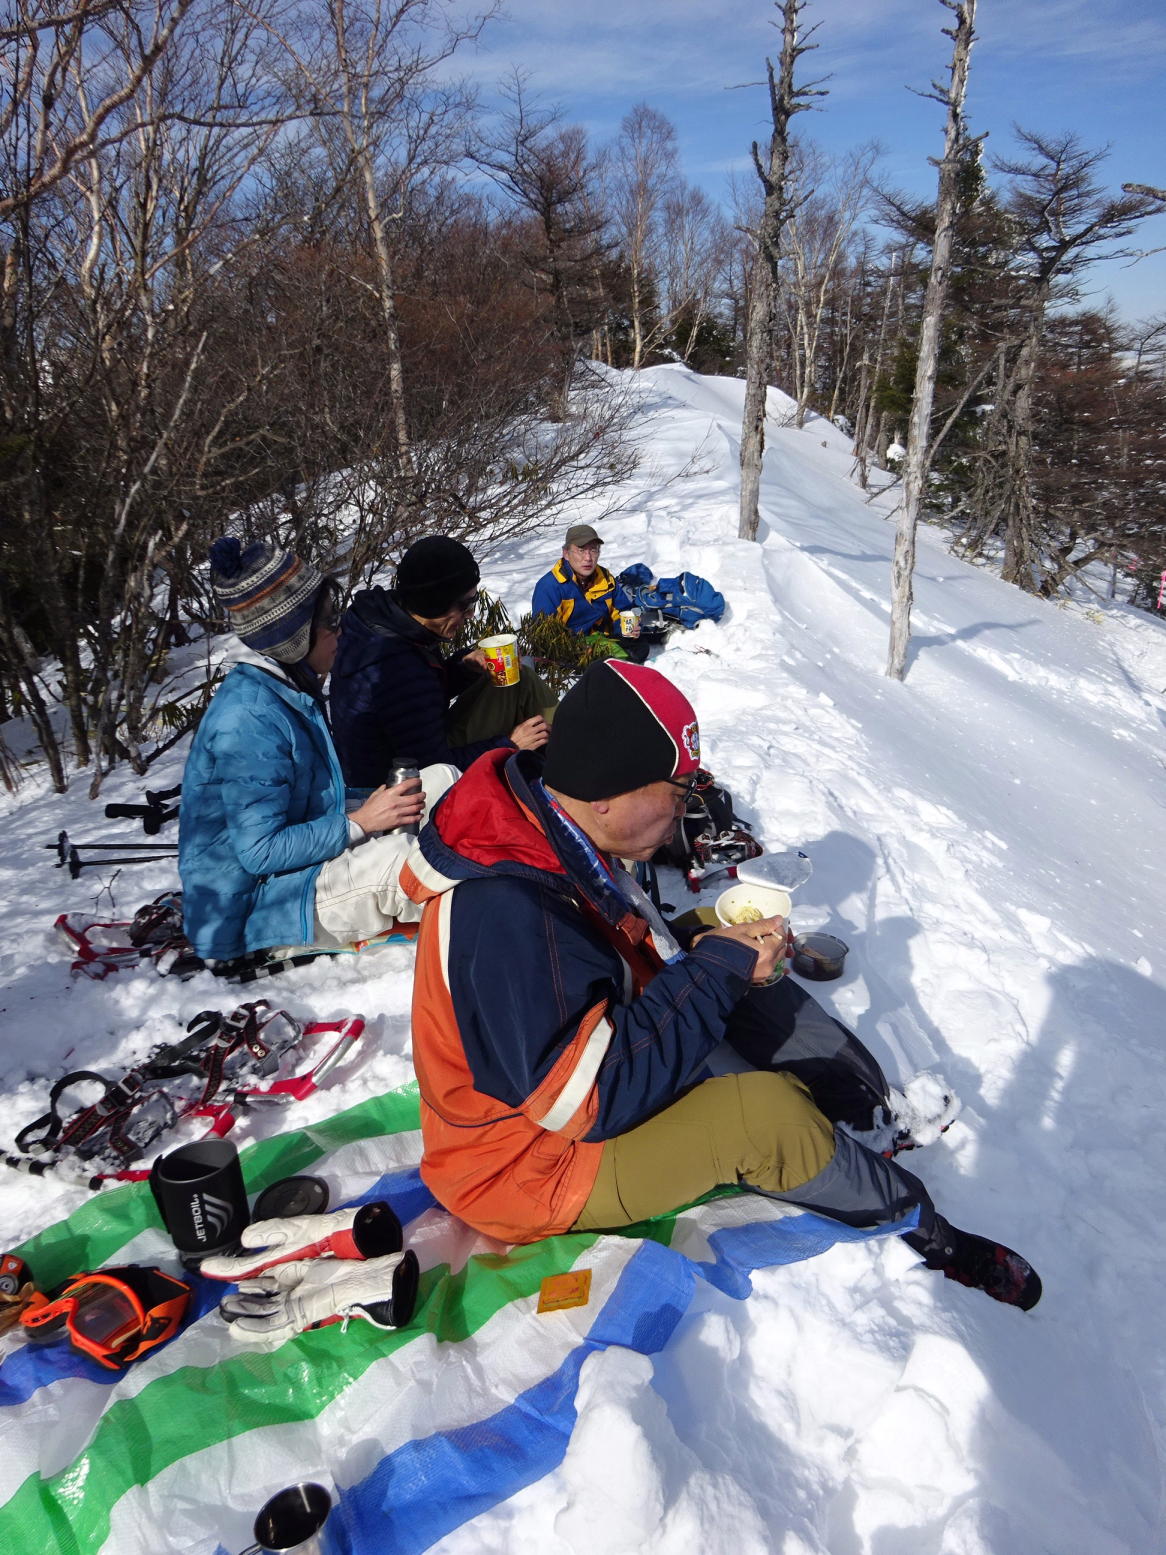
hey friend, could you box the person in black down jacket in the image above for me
[330,536,556,792]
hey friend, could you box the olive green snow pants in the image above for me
[572,1071,835,1231]
[445,664,557,746]
[572,1068,935,1237]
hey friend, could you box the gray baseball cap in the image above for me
[564,523,603,548]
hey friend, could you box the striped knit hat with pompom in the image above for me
[208,537,325,664]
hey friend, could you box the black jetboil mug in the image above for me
[150,1138,250,1270]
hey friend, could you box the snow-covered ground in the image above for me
[3,364,1166,1552]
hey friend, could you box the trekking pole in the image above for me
[145,783,182,808]
[66,849,177,880]
[46,831,178,866]
[0,1150,140,1192]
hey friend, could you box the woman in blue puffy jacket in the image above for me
[178,538,456,963]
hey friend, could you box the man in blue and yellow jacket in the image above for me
[531,524,649,662]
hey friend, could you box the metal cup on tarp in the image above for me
[238,1482,339,1555]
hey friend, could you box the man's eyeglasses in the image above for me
[452,591,479,614]
[571,543,602,556]
[663,773,700,802]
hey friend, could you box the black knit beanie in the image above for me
[542,660,702,800]
[394,537,480,617]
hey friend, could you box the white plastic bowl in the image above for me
[714,881,792,927]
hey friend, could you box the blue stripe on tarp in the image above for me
[696,1204,921,1299]
[332,1208,919,1554]
[337,1236,693,1555]
[0,1277,224,1405]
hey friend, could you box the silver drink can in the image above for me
[387,758,420,836]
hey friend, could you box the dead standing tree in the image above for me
[738,0,825,542]
[886,0,978,682]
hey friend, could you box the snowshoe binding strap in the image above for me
[6,1004,362,1189]
[14,1070,179,1164]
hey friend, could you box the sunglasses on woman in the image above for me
[312,581,343,637]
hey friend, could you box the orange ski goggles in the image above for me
[20,1265,190,1369]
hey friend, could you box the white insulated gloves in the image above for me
[216,1253,419,1342]
[201,1200,419,1342]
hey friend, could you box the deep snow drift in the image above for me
[2,364,1165,1552]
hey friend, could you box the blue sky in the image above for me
[461,0,1166,323]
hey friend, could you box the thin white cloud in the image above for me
[460,0,1166,105]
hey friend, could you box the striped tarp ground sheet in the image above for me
[1,1082,911,1555]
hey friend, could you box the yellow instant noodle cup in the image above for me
[479,633,520,688]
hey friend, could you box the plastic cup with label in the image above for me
[618,607,642,639]
[479,633,520,687]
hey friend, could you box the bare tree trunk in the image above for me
[999,320,1041,586]
[886,0,977,681]
[739,0,824,541]
[740,258,772,537]
[851,246,903,483]
[0,605,66,791]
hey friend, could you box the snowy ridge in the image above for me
[2,364,1165,1552]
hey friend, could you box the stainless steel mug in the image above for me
[239,1482,338,1554]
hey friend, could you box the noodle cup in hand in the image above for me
[715,882,791,984]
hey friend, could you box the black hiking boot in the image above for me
[904,1218,1042,1311]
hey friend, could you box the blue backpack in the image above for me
[617,565,726,629]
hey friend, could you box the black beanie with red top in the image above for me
[541,660,701,799]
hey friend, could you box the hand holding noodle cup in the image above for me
[715,881,792,984]
[618,607,642,639]
[479,632,520,688]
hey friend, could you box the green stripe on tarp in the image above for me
[4,1226,614,1555]
[14,1084,424,1289]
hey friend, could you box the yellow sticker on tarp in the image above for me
[537,1268,593,1313]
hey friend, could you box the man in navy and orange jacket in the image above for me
[402,661,1041,1310]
